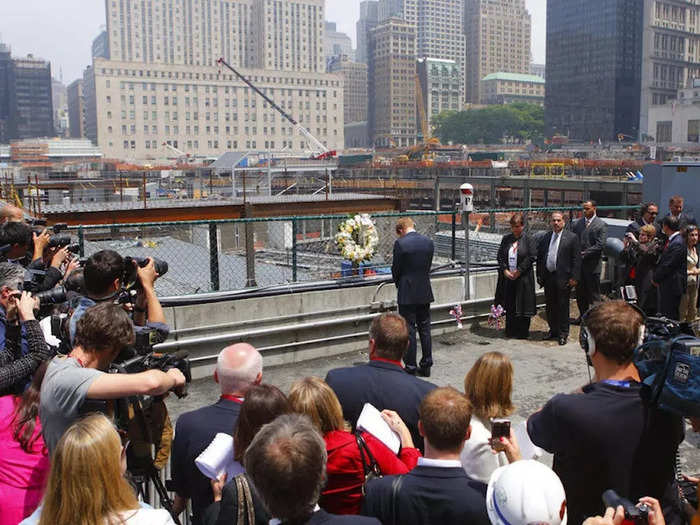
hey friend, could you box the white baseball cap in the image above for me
[486,460,567,525]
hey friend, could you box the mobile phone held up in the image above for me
[491,418,511,439]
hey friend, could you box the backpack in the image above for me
[634,335,700,417]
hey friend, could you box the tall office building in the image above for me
[91,0,342,160]
[324,22,354,66]
[378,0,418,25]
[417,58,462,125]
[639,0,700,140]
[7,55,54,140]
[356,1,379,64]
[92,30,110,59]
[464,0,532,104]
[369,18,417,147]
[67,79,85,138]
[328,55,368,123]
[546,0,643,141]
[0,43,11,143]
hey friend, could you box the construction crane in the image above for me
[217,57,336,159]
[161,142,192,163]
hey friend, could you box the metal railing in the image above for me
[67,205,638,298]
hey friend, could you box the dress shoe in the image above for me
[405,367,417,376]
[417,367,431,378]
[545,332,558,340]
[558,336,568,346]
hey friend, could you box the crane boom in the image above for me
[217,57,331,157]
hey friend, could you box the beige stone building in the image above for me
[481,72,544,105]
[640,0,700,139]
[369,17,418,148]
[328,56,368,124]
[92,58,343,160]
[93,0,340,160]
[648,81,700,143]
[464,0,532,104]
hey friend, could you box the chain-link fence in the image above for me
[68,205,637,297]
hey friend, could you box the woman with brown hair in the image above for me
[461,352,519,484]
[204,384,291,525]
[21,413,175,525]
[288,377,420,515]
[494,213,537,339]
[680,224,700,324]
[0,362,50,525]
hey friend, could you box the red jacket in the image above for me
[320,429,420,515]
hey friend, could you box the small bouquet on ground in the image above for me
[488,304,506,330]
[449,304,463,329]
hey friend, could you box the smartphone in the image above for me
[491,419,511,439]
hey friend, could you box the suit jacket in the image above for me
[536,230,581,286]
[653,233,687,297]
[325,361,436,450]
[391,231,434,305]
[656,212,697,234]
[626,217,648,238]
[361,465,490,525]
[303,510,380,524]
[171,398,242,522]
[572,216,607,274]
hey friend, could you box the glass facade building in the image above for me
[545,0,644,141]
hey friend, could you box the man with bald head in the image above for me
[171,343,262,523]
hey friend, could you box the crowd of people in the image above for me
[0,205,696,525]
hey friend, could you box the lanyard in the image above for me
[602,379,631,388]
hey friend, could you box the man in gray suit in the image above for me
[572,200,607,322]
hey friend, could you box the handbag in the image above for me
[355,432,382,496]
[234,474,256,525]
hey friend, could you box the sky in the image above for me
[1,0,546,86]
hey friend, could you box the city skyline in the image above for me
[1,0,546,85]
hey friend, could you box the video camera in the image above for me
[111,350,191,398]
[601,490,649,525]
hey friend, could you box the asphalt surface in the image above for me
[166,312,700,475]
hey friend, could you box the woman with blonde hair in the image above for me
[288,377,420,515]
[461,351,519,483]
[21,413,174,525]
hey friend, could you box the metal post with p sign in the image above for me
[460,183,474,301]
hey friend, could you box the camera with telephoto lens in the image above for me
[121,256,169,291]
[601,490,649,525]
[33,285,67,306]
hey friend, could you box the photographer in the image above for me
[24,244,75,294]
[0,222,34,265]
[0,263,54,394]
[39,301,185,454]
[68,249,168,346]
[527,300,685,525]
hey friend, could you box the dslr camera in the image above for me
[602,490,649,525]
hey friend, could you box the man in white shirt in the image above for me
[362,387,490,525]
[536,213,581,345]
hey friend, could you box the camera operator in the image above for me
[68,249,168,346]
[527,300,685,525]
[39,301,185,454]
[0,262,54,394]
[0,222,34,264]
[23,244,75,294]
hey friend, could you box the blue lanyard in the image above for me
[602,379,631,388]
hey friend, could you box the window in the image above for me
[689,120,700,142]
[657,121,672,142]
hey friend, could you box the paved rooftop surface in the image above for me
[166,317,700,474]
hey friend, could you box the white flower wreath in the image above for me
[334,214,379,264]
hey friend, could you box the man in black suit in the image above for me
[325,313,436,449]
[653,215,687,320]
[245,414,380,525]
[391,217,434,376]
[171,343,263,524]
[626,201,659,238]
[362,387,490,525]
[537,212,581,345]
[656,195,697,234]
[572,200,607,320]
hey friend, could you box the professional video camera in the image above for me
[601,490,649,525]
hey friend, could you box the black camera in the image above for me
[602,490,649,525]
[111,350,191,398]
[48,235,72,248]
[34,285,67,306]
[122,256,169,289]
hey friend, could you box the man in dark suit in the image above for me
[656,195,697,234]
[626,201,659,238]
[325,313,436,449]
[653,215,687,320]
[245,414,380,525]
[537,212,581,345]
[361,387,490,525]
[572,200,607,320]
[391,217,434,376]
[171,343,263,524]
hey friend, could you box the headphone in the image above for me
[579,300,646,367]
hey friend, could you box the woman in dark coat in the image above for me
[620,223,662,316]
[494,213,537,339]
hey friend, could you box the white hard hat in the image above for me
[486,460,567,525]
